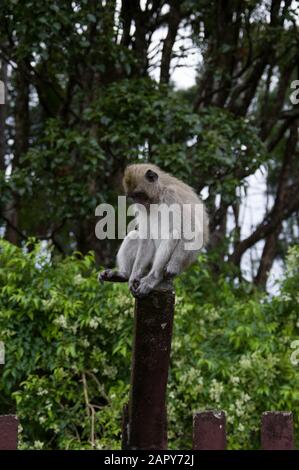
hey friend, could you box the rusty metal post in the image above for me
[123,285,175,450]
[261,411,294,450]
[193,411,227,450]
[0,415,18,450]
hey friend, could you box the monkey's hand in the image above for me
[129,278,141,295]
[98,269,128,284]
[131,276,155,298]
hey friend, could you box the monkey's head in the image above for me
[123,164,160,207]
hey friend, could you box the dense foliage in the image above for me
[1,0,299,451]
[1,0,299,287]
[1,239,298,449]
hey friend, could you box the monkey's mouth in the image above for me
[127,192,150,205]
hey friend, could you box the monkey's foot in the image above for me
[98,269,128,284]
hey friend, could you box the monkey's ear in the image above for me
[145,169,158,182]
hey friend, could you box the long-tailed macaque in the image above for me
[99,164,209,297]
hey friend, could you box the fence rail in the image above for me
[0,410,295,450]
[192,410,295,450]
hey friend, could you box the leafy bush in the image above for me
[0,240,299,449]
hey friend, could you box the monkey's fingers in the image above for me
[129,279,140,296]
[130,278,153,298]
[132,279,140,289]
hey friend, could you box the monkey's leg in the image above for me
[164,241,198,279]
[132,239,177,297]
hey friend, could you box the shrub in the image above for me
[0,240,299,449]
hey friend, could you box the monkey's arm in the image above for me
[128,238,155,291]
[132,239,178,297]
[99,231,151,286]
[99,231,138,284]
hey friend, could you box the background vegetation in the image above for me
[1,240,299,449]
[0,0,299,449]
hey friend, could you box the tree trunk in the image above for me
[4,62,29,245]
[160,1,181,84]
[254,225,281,288]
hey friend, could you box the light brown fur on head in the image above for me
[123,163,162,204]
[123,163,199,204]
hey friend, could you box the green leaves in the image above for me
[0,239,133,448]
[167,251,299,449]
[1,241,299,449]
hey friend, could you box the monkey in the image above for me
[98,163,209,297]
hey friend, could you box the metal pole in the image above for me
[123,285,175,450]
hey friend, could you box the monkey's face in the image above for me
[128,191,150,205]
[123,165,159,209]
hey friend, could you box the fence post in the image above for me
[0,415,19,450]
[122,284,175,450]
[193,411,226,450]
[261,411,294,450]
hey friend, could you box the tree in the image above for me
[0,0,298,288]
